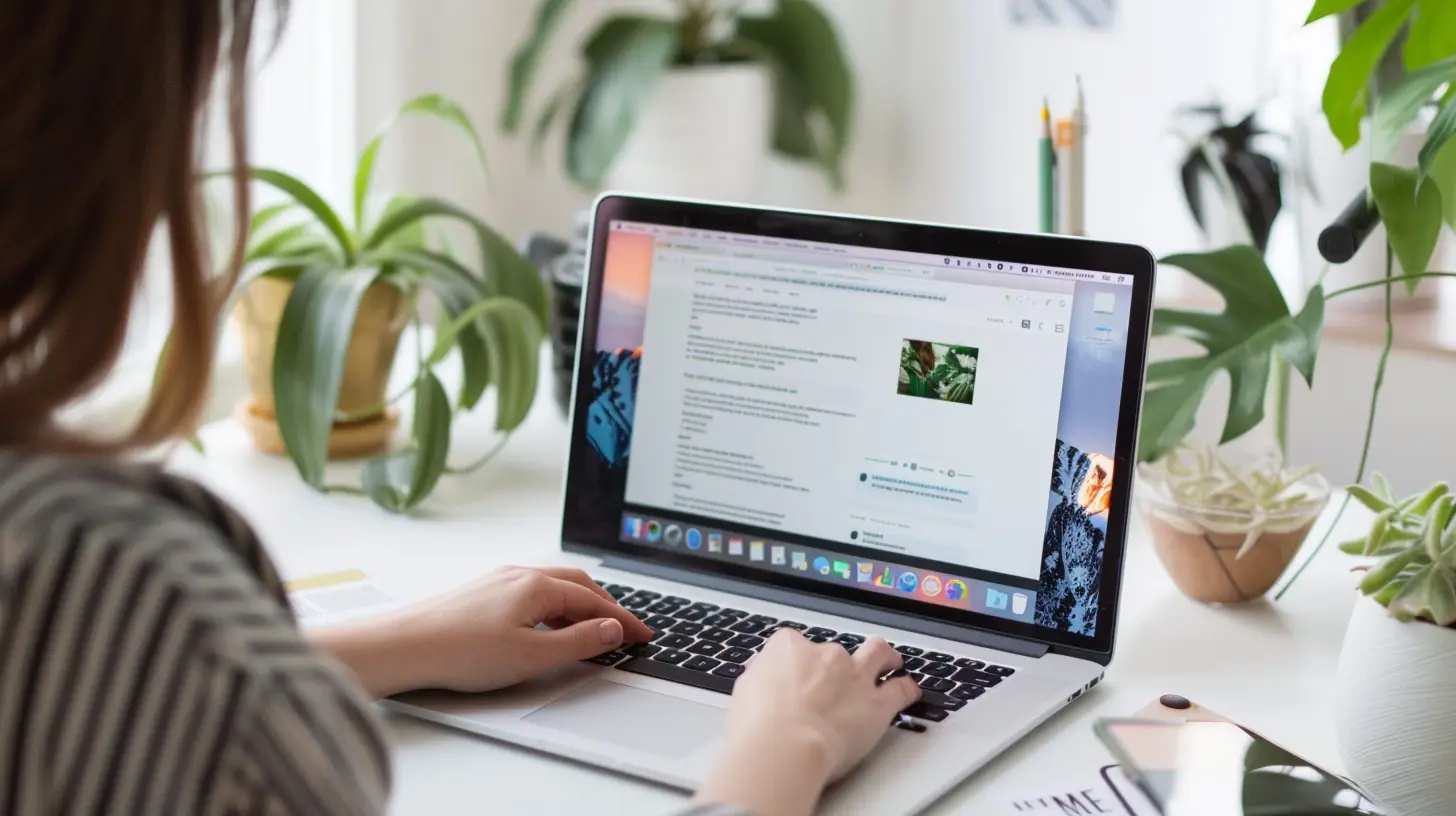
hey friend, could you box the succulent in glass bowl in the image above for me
[1137,445,1330,604]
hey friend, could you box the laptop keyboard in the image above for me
[588,581,1017,731]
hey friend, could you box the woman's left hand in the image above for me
[315,566,655,697]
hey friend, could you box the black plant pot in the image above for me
[524,212,589,418]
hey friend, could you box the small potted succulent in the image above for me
[1137,445,1330,604]
[1332,476,1456,816]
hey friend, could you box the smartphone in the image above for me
[1093,718,1388,816]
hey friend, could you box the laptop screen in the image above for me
[563,200,1148,656]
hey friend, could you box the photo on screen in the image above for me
[897,340,979,405]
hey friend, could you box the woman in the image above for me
[0,2,922,814]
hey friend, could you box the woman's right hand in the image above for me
[694,631,922,816]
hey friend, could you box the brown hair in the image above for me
[0,0,281,452]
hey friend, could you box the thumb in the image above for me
[537,617,625,663]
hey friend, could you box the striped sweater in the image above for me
[0,452,743,815]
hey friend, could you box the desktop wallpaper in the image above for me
[566,228,1130,639]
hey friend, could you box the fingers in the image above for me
[533,617,628,663]
[535,575,654,641]
[852,637,902,677]
[530,566,618,604]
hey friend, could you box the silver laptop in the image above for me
[388,194,1156,814]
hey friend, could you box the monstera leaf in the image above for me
[1139,247,1326,462]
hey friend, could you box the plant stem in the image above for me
[445,434,512,475]
[1276,243,1395,600]
[1325,271,1456,300]
[1273,358,1290,457]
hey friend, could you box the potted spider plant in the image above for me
[501,0,854,200]
[218,94,548,513]
[1332,476,1456,816]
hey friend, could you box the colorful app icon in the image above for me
[832,561,851,580]
[622,516,643,539]
[945,579,968,602]
[770,545,786,565]
[874,566,895,588]
[665,524,683,545]
[986,587,1009,610]
[749,541,765,561]
[728,538,744,556]
[645,521,663,543]
[708,532,722,553]
[896,571,918,593]
[856,563,873,583]
[1012,592,1029,615]
[791,551,808,570]
[813,556,831,575]
[685,528,703,550]
[921,575,943,597]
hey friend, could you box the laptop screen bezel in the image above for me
[559,193,1154,662]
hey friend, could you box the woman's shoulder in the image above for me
[0,448,288,609]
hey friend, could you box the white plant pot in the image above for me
[1334,595,1456,816]
[604,63,772,204]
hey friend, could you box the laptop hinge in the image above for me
[599,553,1050,659]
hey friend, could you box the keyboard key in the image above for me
[719,647,755,664]
[669,621,706,636]
[646,601,683,615]
[745,614,777,627]
[603,584,634,600]
[619,656,734,693]
[837,641,859,654]
[950,684,986,701]
[621,595,653,610]
[985,665,1016,677]
[895,645,924,657]
[584,650,628,666]
[624,643,661,659]
[908,673,926,686]
[663,596,690,606]
[804,627,837,638]
[701,613,738,628]
[673,607,708,622]
[654,649,690,665]
[953,658,985,670]
[923,652,954,664]
[689,602,720,613]
[726,634,764,650]
[922,662,955,679]
[629,590,661,602]
[683,655,721,672]
[950,667,1003,687]
[902,657,926,672]
[894,718,928,733]
[711,663,745,680]
[632,609,650,620]
[644,615,677,630]
[833,633,865,645]
[920,676,955,693]
[923,693,965,711]
[777,621,808,631]
[730,619,766,634]
[902,701,950,722]
[687,640,725,657]
[657,634,694,650]
[594,579,607,587]
[699,627,734,643]
[807,634,832,644]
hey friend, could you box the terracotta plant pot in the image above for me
[233,276,409,459]
[1137,466,1330,604]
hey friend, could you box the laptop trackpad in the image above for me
[523,680,725,758]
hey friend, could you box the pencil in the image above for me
[1067,76,1086,236]
[1040,99,1056,234]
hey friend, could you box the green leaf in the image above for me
[531,82,577,162]
[247,167,355,261]
[1321,0,1417,150]
[363,196,549,330]
[1370,162,1444,291]
[1338,537,1369,555]
[564,16,679,188]
[1419,94,1456,183]
[370,195,427,255]
[1360,546,1430,595]
[502,0,575,133]
[1404,0,1456,71]
[354,93,488,232]
[1305,0,1366,24]
[1138,247,1325,462]
[1349,484,1395,512]
[246,222,322,263]
[1387,560,1456,624]
[1371,56,1456,160]
[473,298,545,431]
[1410,481,1451,514]
[271,266,383,486]
[1428,137,1456,228]
[737,0,854,188]
[249,202,295,239]
[361,370,453,512]
[1371,472,1395,502]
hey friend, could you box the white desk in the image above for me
[175,394,1366,816]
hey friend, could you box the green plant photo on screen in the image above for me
[500,0,854,189]
[1140,0,1456,598]
[166,94,548,514]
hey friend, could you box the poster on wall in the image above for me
[1009,0,1117,29]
